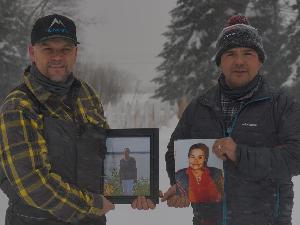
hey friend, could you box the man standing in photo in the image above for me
[119,148,137,195]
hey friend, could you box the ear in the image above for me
[74,47,78,58]
[28,46,35,63]
[258,61,263,70]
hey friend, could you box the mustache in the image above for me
[232,65,246,70]
[48,61,65,67]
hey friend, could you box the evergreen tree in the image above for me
[154,0,300,107]
[279,0,300,94]
[0,0,27,100]
[153,0,250,104]
[246,0,290,88]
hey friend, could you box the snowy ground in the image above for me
[0,115,300,224]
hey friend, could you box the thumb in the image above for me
[161,185,176,202]
[159,190,164,198]
[101,197,115,215]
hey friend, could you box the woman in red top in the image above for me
[176,143,224,225]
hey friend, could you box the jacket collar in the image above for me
[197,76,277,110]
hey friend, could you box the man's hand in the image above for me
[131,196,156,210]
[101,196,115,215]
[212,137,237,161]
[160,185,190,208]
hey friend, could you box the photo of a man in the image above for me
[104,136,153,201]
[119,148,137,195]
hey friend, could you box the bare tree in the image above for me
[75,62,132,105]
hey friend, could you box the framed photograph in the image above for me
[103,128,159,204]
[174,139,224,223]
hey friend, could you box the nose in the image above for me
[51,52,64,60]
[234,54,245,65]
[194,158,200,163]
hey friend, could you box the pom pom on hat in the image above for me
[214,15,266,66]
[226,15,249,26]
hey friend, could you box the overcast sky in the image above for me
[78,0,177,85]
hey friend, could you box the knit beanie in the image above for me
[215,15,266,66]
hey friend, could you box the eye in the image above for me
[224,52,234,57]
[42,48,53,54]
[245,52,254,55]
[62,48,72,54]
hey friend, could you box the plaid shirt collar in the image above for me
[23,65,81,105]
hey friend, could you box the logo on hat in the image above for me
[49,18,66,28]
[48,17,68,34]
[31,14,79,45]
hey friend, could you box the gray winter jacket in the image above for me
[166,78,300,225]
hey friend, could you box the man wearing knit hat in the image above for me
[161,15,300,225]
[0,14,154,225]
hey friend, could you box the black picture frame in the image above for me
[103,128,159,204]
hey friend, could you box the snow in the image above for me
[199,83,205,91]
[187,30,207,50]
[187,71,196,78]
[104,93,177,129]
[292,177,300,225]
[1,45,21,58]
[0,41,7,49]
[224,8,236,16]
[205,8,214,15]
[173,36,184,45]
[282,56,300,87]
[176,23,193,31]
[291,21,300,36]
[171,15,184,24]
[245,2,256,17]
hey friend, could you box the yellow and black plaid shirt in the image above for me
[0,68,109,222]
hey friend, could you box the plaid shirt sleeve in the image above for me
[0,92,105,223]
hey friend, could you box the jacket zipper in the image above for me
[225,96,281,221]
[216,96,272,225]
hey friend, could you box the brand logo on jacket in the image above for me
[241,123,257,127]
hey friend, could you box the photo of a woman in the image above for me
[175,143,224,225]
